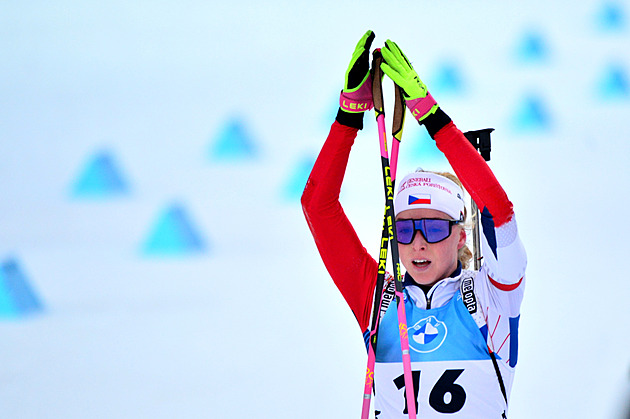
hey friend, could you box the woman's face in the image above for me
[396,208,466,287]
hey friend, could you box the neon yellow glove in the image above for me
[339,30,375,113]
[381,39,438,122]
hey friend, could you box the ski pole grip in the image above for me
[371,49,385,116]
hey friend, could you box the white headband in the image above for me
[394,171,465,220]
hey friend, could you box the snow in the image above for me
[1,1,629,417]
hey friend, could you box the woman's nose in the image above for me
[411,230,428,250]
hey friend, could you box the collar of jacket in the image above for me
[403,263,464,309]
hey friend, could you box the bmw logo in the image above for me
[409,316,448,353]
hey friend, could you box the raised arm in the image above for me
[301,31,379,332]
[380,39,526,289]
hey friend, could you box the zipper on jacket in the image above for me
[417,284,433,309]
[425,281,441,309]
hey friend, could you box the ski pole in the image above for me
[361,49,417,419]
[361,68,407,419]
[361,49,390,419]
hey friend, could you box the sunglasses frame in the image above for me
[395,218,463,245]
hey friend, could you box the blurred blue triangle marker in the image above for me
[597,2,626,31]
[432,62,465,95]
[142,204,207,256]
[210,117,258,161]
[516,31,548,63]
[598,65,629,99]
[72,150,129,198]
[513,95,551,132]
[0,258,44,319]
[283,154,315,201]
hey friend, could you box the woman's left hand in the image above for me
[381,39,439,122]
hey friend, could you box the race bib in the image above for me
[374,360,506,418]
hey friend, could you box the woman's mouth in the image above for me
[412,259,431,268]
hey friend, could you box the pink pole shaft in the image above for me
[390,138,400,182]
[362,111,416,419]
[377,115,388,158]
[383,114,415,418]
[360,344,376,419]
[395,287,416,418]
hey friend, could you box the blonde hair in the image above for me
[430,171,473,270]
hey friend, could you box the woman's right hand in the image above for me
[339,30,375,113]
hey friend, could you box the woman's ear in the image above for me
[457,227,467,250]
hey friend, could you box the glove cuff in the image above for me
[339,74,374,113]
[406,92,438,121]
[423,107,452,137]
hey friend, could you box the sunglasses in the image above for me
[395,218,462,245]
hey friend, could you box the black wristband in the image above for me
[335,108,365,130]
[422,107,452,138]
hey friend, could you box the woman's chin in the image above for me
[406,268,438,287]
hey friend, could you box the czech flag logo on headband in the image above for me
[409,194,431,205]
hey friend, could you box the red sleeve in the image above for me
[434,122,514,227]
[301,121,377,332]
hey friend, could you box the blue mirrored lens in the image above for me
[420,219,451,243]
[395,220,415,244]
[396,219,454,244]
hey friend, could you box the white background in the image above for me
[1,1,630,418]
